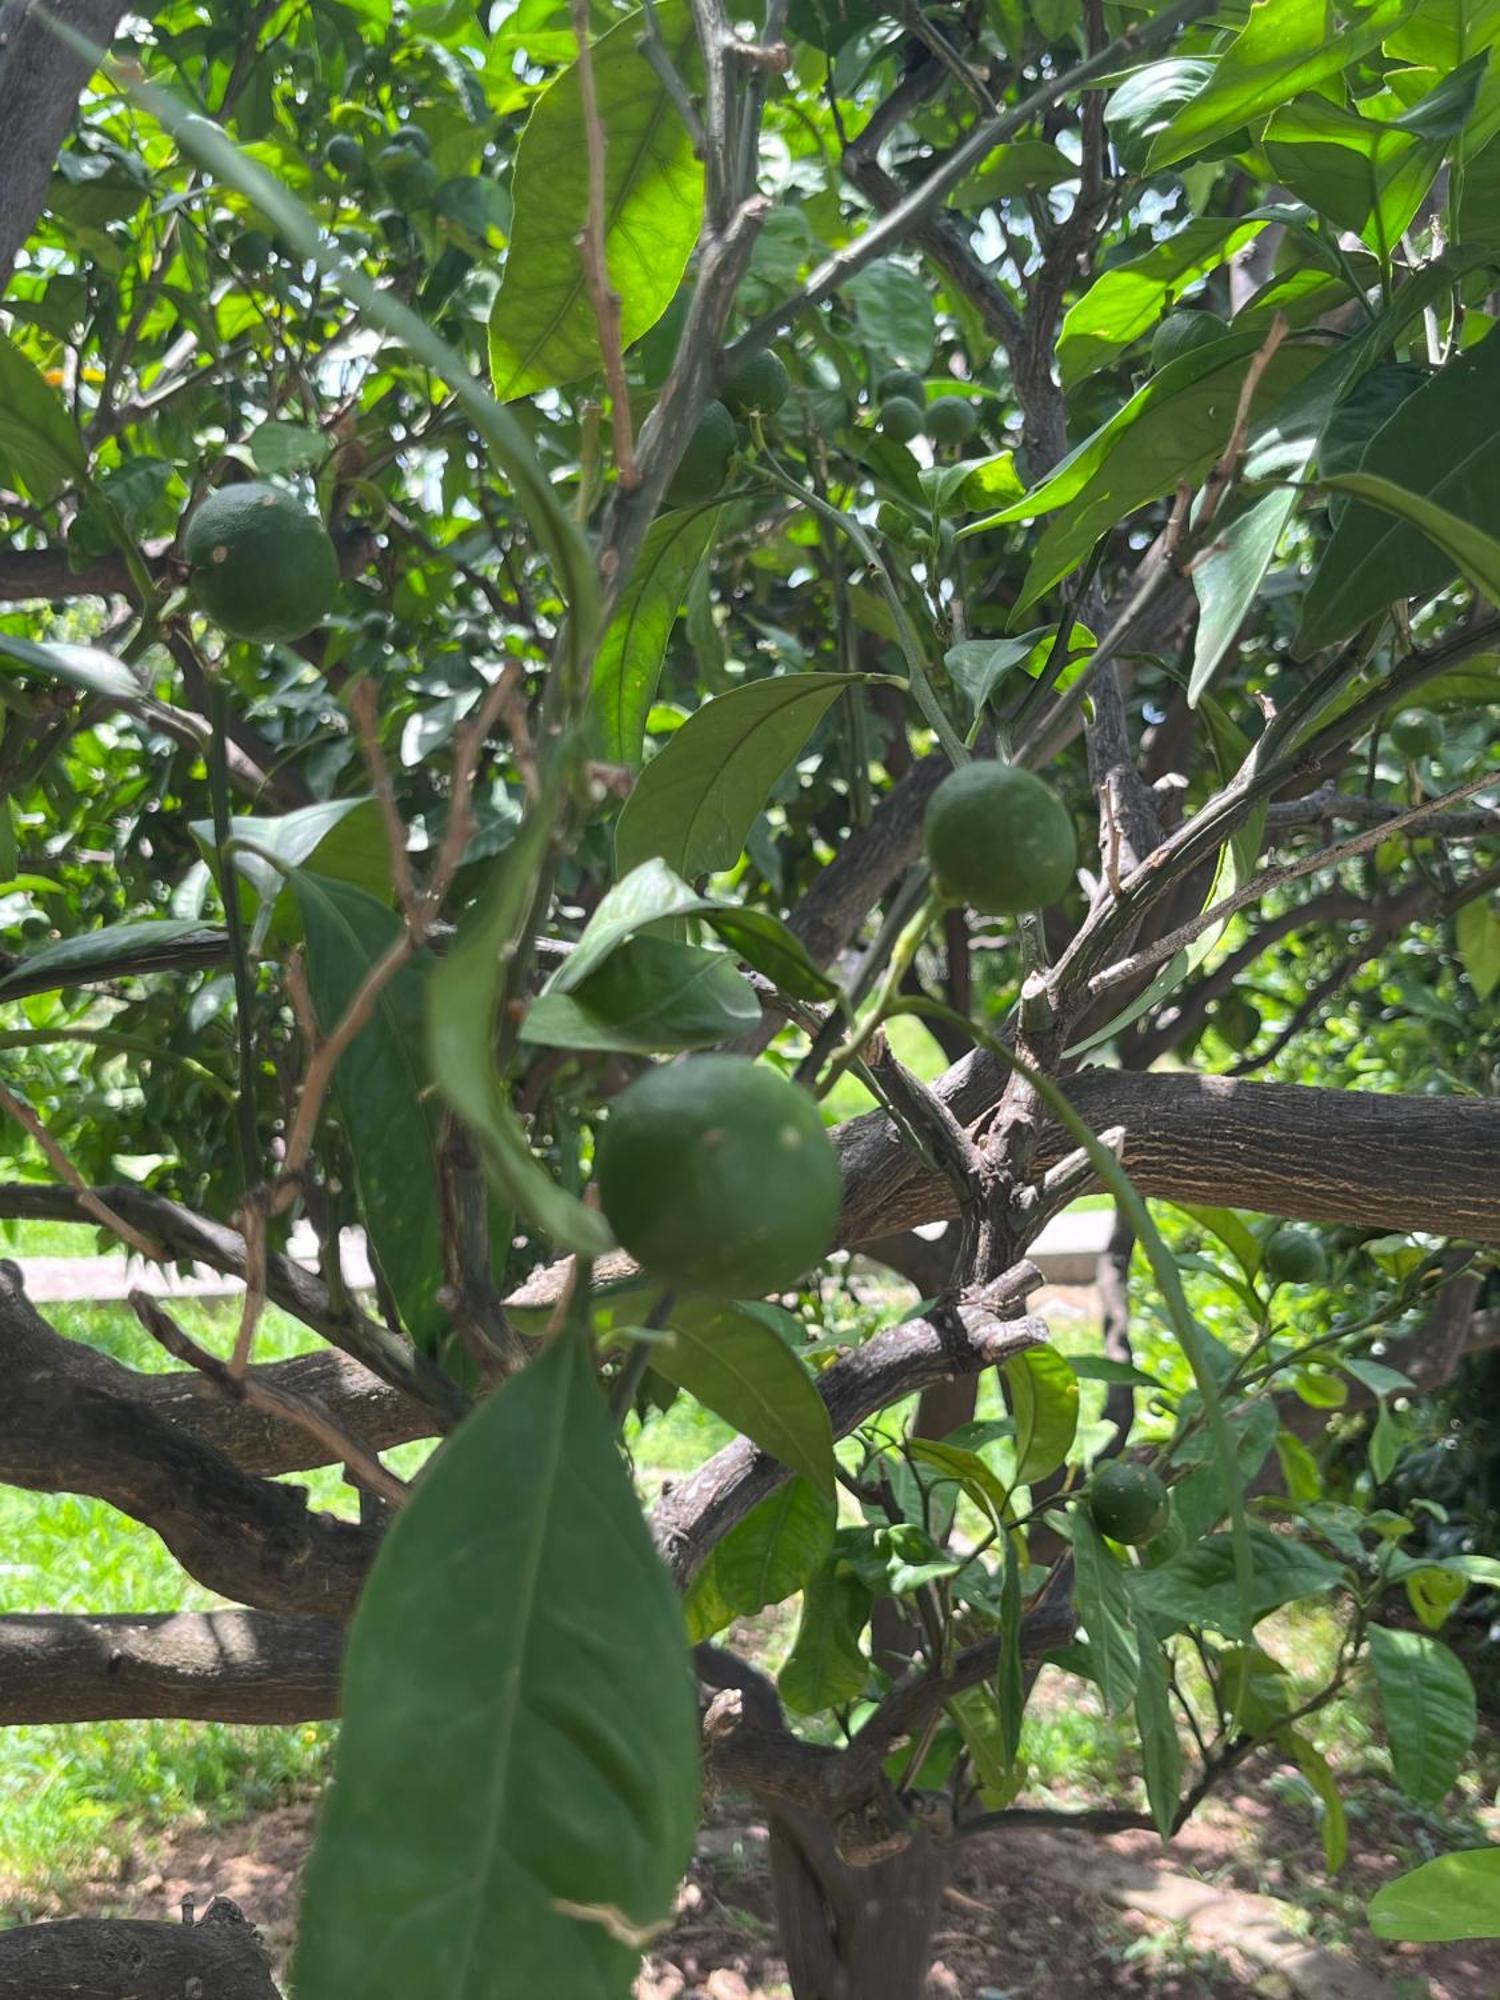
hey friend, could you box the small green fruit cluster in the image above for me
[874,368,979,448]
[376,122,437,208]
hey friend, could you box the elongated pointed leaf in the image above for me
[488,2,704,400]
[615,673,850,879]
[1133,1528,1344,1638]
[0,334,87,501]
[1320,470,1500,608]
[428,811,614,1259]
[1071,1509,1140,1713]
[1004,1345,1079,1487]
[652,1301,836,1497]
[1367,1623,1476,1807]
[0,631,143,703]
[685,1477,836,1643]
[592,507,721,765]
[0,919,228,998]
[192,798,391,946]
[1146,0,1411,168]
[1133,1624,1182,1841]
[522,935,760,1052]
[1280,1726,1347,1871]
[294,1329,699,1998]
[293,873,445,1349]
[1058,219,1267,386]
[778,1563,871,1715]
[1297,326,1500,652]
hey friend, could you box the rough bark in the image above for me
[0,1612,343,1724]
[0,1905,280,2000]
[0,0,127,294]
[0,1264,379,1616]
[835,1070,1500,1248]
[770,1808,952,2000]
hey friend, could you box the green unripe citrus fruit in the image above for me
[880,395,925,443]
[1389,709,1442,759]
[1213,993,1261,1053]
[326,134,365,175]
[597,1056,842,1297]
[229,228,273,273]
[1264,1225,1327,1287]
[376,143,438,207]
[722,349,790,419]
[924,762,1078,916]
[876,367,925,406]
[183,483,340,644]
[1089,1463,1170,1546]
[1150,308,1228,372]
[392,122,431,156]
[666,399,736,506]
[925,396,979,448]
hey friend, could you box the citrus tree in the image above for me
[1,0,1500,1992]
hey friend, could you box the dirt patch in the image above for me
[9,1765,1495,1997]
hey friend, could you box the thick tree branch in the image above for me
[0,1264,379,1615]
[0,1611,343,1723]
[0,1907,280,2000]
[0,1180,468,1424]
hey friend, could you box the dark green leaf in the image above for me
[0,333,87,500]
[651,1300,836,1497]
[703,907,839,1002]
[1297,325,1500,653]
[592,506,722,765]
[1133,1624,1182,1841]
[1071,1508,1140,1712]
[1320,470,1500,609]
[293,873,446,1348]
[1367,1623,1476,1807]
[614,673,850,879]
[1132,1527,1345,1638]
[549,857,710,993]
[0,919,227,997]
[0,630,145,703]
[293,1329,699,1998]
[778,1564,871,1714]
[488,2,703,400]
[523,934,759,1052]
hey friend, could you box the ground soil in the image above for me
[24,1757,1495,1999]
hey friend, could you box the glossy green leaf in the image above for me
[293,1329,699,1999]
[652,1300,836,1498]
[0,918,228,998]
[1369,1846,1500,1941]
[1191,488,1298,704]
[1297,326,1500,652]
[294,873,446,1349]
[845,260,935,368]
[488,2,704,400]
[1457,895,1500,1001]
[907,1437,1011,1525]
[428,812,614,1259]
[1133,1624,1182,1841]
[1103,58,1215,171]
[1004,1345,1079,1486]
[1133,1527,1345,1638]
[1264,61,1486,261]
[592,506,722,765]
[778,1564,871,1715]
[1282,1727,1348,1872]
[713,1478,837,1623]
[1146,0,1412,168]
[192,797,391,947]
[703,907,839,1002]
[1368,1623,1476,1806]
[614,673,850,880]
[944,630,1049,713]
[1071,1508,1140,1712]
[0,630,144,704]
[965,335,1322,618]
[953,138,1075,208]
[549,857,710,993]
[1320,469,1500,609]
[522,935,759,1052]
[0,333,87,500]
[1057,218,1267,386]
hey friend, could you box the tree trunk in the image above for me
[0,1905,280,1999]
[768,1806,951,2000]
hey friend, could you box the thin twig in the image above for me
[1090,770,1500,996]
[571,0,638,489]
[0,1083,162,1260]
[131,1291,410,1508]
[1194,313,1288,535]
[350,678,418,921]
